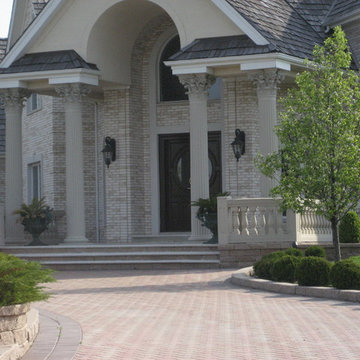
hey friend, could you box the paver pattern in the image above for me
[37,270,360,360]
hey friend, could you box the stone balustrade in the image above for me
[217,197,332,246]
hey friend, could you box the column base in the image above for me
[64,236,89,244]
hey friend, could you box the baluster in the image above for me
[268,208,275,235]
[231,207,239,235]
[244,206,250,236]
[258,207,266,236]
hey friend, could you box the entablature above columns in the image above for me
[165,53,305,79]
[0,69,102,99]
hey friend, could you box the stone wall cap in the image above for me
[0,304,30,316]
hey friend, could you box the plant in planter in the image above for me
[0,253,55,356]
[13,197,54,246]
[192,192,229,243]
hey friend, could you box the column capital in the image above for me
[250,69,284,92]
[0,88,29,108]
[178,74,216,98]
[55,83,91,103]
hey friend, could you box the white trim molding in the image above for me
[211,0,269,45]
[165,53,306,75]
[0,68,101,89]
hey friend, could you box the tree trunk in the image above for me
[331,217,341,261]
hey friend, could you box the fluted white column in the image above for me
[1,89,28,244]
[179,74,215,240]
[56,84,90,243]
[252,70,284,196]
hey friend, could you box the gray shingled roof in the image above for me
[225,0,328,59]
[324,0,360,24]
[0,50,98,74]
[0,39,7,62]
[170,35,276,61]
[0,101,5,153]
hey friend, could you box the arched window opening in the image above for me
[159,35,188,102]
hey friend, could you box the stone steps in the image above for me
[0,243,220,270]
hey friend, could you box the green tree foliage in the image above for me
[0,253,55,306]
[339,210,360,243]
[257,27,360,261]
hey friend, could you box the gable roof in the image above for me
[0,50,98,74]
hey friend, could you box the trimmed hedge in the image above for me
[253,251,285,280]
[330,260,360,290]
[271,255,301,283]
[285,248,303,257]
[296,257,332,287]
[304,246,326,258]
[0,252,55,306]
[339,211,360,243]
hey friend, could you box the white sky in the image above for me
[0,0,13,38]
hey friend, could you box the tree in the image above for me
[257,27,360,261]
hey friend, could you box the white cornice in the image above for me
[211,0,269,45]
[0,68,101,89]
[1,0,66,68]
[165,53,305,75]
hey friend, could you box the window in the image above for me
[159,36,221,102]
[27,94,42,114]
[159,36,188,102]
[28,162,41,202]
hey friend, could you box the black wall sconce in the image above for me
[102,136,116,168]
[231,129,245,162]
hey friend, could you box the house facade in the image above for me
[0,0,359,245]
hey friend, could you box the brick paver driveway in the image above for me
[38,270,360,360]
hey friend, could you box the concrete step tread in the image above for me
[40,259,220,265]
[12,251,219,257]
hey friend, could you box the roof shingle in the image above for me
[0,50,98,74]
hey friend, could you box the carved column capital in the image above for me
[178,74,216,98]
[55,84,91,103]
[250,70,284,92]
[0,88,29,108]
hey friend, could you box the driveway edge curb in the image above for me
[231,267,360,303]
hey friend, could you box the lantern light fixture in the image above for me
[231,129,245,162]
[102,136,116,168]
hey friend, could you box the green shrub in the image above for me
[304,245,326,258]
[271,255,301,283]
[0,253,55,306]
[330,260,360,290]
[285,248,303,257]
[339,211,360,243]
[348,256,360,266]
[296,257,332,286]
[253,251,285,280]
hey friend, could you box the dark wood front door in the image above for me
[159,132,222,232]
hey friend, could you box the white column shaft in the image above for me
[253,70,283,197]
[56,84,90,243]
[179,74,215,240]
[2,90,27,244]
[189,93,210,240]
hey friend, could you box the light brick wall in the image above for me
[222,77,261,198]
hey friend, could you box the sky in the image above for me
[0,0,13,38]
